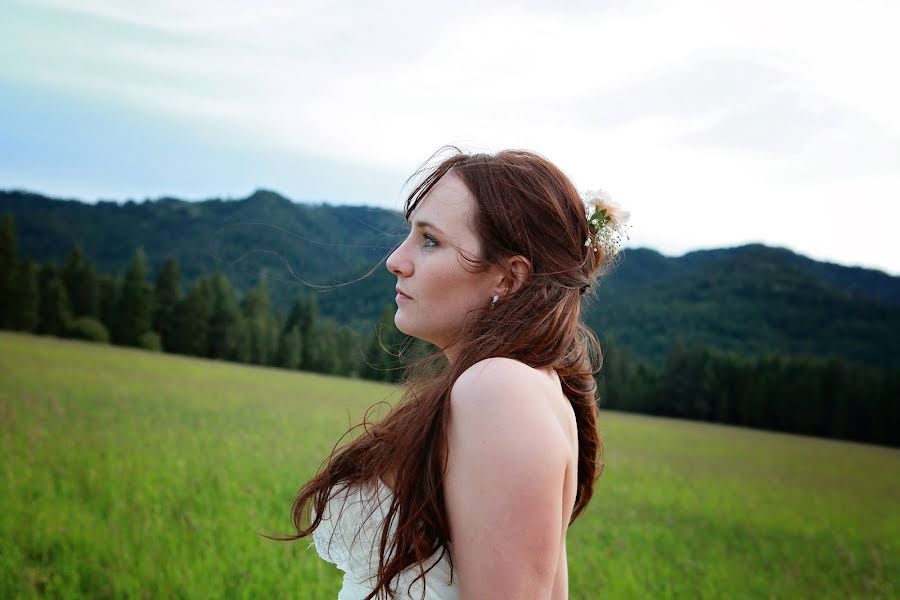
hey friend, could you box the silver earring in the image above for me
[490,294,500,310]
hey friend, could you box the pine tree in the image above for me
[37,267,71,336]
[80,263,100,319]
[169,277,214,356]
[241,277,275,365]
[283,294,318,370]
[113,248,153,346]
[300,294,319,370]
[275,325,303,370]
[62,246,100,319]
[62,245,83,309]
[597,337,626,410]
[207,273,247,361]
[0,213,17,328]
[711,356,740,424]
[8,259,40,332]
[335,325,360,377]
[309,318,341,374]
[153,257,182,352]
[284,293,316,334]
[97,274,119,334]
[876,367,900,445]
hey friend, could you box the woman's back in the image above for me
[442,359,580,599]
[536,366,580,600]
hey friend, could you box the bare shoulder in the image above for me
[444,357,571,596]
[452,357,549,407]
[454,356,537,388]
[449,357,569,453]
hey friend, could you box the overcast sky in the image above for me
[2,0,898,274]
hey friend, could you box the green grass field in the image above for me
[1,331,897,599]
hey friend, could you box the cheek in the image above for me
[430,270,489,316]
[431,266,473,297]
[407,256,491,324]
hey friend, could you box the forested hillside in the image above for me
[3,188,897,370]
[2,193,898,446]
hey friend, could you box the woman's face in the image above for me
[386,171,503,350]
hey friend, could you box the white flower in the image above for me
[602,202,630,227]
[585,189,630,228]
[583,189,613,205]
[582,188,630,257]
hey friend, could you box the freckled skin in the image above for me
[386,171,504,354]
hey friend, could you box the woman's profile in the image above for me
[273,147,630,599]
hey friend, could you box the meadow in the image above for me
[1,331,897,599]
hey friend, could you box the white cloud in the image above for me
[2,0,899,273]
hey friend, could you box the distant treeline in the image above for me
[1,214,897,447]
[598,340,899,446]
[0,214,407,383]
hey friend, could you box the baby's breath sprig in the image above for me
[582,189,631,257]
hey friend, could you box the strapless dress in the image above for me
[310,477,459,599]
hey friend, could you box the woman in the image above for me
[281,148,629,599]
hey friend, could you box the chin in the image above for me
[394,314,439,346]
[393,312,414,337]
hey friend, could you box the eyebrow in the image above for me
[409,220,445,236]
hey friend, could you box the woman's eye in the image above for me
[423,234,438,248]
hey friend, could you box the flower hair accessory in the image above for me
[582,189,631,256]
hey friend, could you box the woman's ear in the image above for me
[498,255,532,296]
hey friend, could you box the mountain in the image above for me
[3,188,898,369]
[0,188,403,329]
[587,244,899,369]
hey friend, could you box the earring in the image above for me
[490,294,500,310]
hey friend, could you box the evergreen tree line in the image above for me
[598,338,900,446]
[2,214,896,446]
[0,214,406,382]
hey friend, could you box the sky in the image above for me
[1,0,898,274]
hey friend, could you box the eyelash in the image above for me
[422,233,439,248]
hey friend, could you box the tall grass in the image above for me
[1,331,897,598]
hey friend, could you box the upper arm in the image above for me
[444,358,569,599]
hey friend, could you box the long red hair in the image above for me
[270,147,613,599]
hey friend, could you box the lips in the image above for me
[395,287,412,299]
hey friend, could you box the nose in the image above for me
[386,238,412,278]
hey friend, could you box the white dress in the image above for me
[310,477,459,599]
